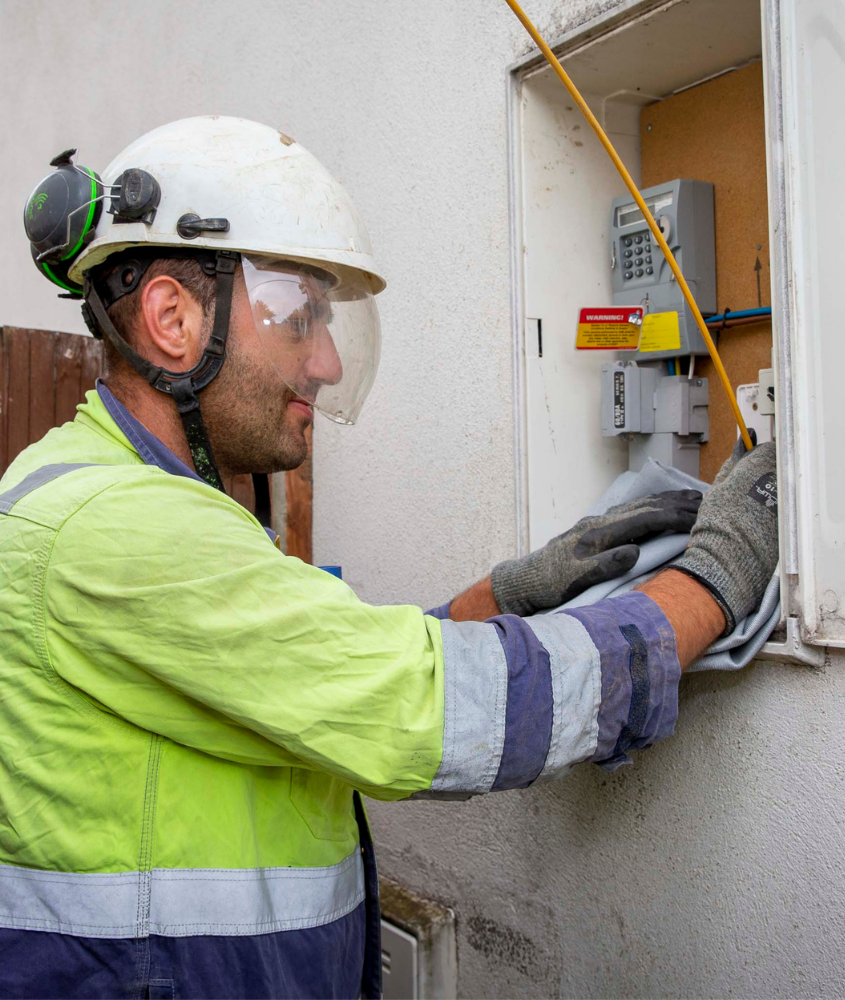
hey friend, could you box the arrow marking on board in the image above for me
[754,256,762,308]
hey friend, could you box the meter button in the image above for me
[624,249,633,258]
[646,266,653,275]
[635,268,644,277]
[624,238,632,247]
[635,258,643,266]
[634,236,643,244]
[645,244,652,253]
[624,272,633,280]
[646,255,652,264]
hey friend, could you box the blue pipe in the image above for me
[706,307,772,324]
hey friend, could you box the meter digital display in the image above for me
[615,192,674,229]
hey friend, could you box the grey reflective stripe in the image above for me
[522,614,602,782]
[0,866,138,937]
[0,463,99,513]
[430,619,508,795]
[0,850,365,939]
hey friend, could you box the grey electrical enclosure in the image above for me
[382,920,418,1000]
[601,361,709,478]
[610,179,716,360]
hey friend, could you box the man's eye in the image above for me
[287,317,309,339]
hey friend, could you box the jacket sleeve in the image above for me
[44,476,680,800]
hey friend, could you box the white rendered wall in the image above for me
[2,3,845,998]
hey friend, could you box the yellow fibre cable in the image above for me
[504,0,754,451]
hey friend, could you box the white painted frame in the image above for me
[765,0,845,649]
[505,0,827,664]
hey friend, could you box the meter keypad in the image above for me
[617,231,658,283]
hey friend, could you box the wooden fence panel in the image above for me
[285,424,312,562]
[81,336,103,395]
[54,333,84,426]
[29,330,57,445]
[0,326,103,476]
[0,331,7,475]
[6,329,32,467]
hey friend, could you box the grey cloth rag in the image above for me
[551,459,781,671]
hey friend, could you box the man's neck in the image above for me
[103,378,237,490]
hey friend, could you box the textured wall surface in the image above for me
[2,2,844,998]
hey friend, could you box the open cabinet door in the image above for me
[767,0,845,645]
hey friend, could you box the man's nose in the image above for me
[303,326,343,387]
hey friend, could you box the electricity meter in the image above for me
[610,179,716,360]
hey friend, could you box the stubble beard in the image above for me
[201,349,311,476]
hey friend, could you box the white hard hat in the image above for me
[69,115,385,293]
[23,116,386,489]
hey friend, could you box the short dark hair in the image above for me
[100,255,217,380]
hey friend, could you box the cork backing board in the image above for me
[640,61,772,482]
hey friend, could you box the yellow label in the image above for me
[575,323,641,351]
[639,311,681,353]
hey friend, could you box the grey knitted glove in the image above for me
[674,438,778,634]
[492,490,702,616]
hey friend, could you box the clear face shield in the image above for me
[242,254,381,425]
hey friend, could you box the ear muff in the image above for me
[23,149,103,297]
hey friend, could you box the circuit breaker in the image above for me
[611,179,716,360]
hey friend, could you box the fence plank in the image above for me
[55,332,84,426]
[80,336,104,395]
[285,425,312,563]
[6,328,31,467]
[29,329,56,445]
[230,474,256,513]
[0,330,8,476]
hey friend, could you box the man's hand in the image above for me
[490,491,702,617]
[673,438,778,634]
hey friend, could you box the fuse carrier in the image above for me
[601,361,709,478]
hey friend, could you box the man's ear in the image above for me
[139,275,205,367]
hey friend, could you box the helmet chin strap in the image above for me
[81,249,240,492]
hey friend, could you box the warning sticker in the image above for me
[575,307,642,350]
[639,311,681,353]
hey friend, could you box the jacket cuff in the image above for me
[557,591,681,771]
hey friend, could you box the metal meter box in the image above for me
[610,179,716,360]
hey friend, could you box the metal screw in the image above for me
[646,124,653,132]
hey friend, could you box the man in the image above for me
[1,116,777,999]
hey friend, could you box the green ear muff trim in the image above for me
[61,167,98,261]
[42,262,78,293]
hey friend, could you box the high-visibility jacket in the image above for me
[0,385,681,999]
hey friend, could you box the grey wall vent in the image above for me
[380,876,457,999]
